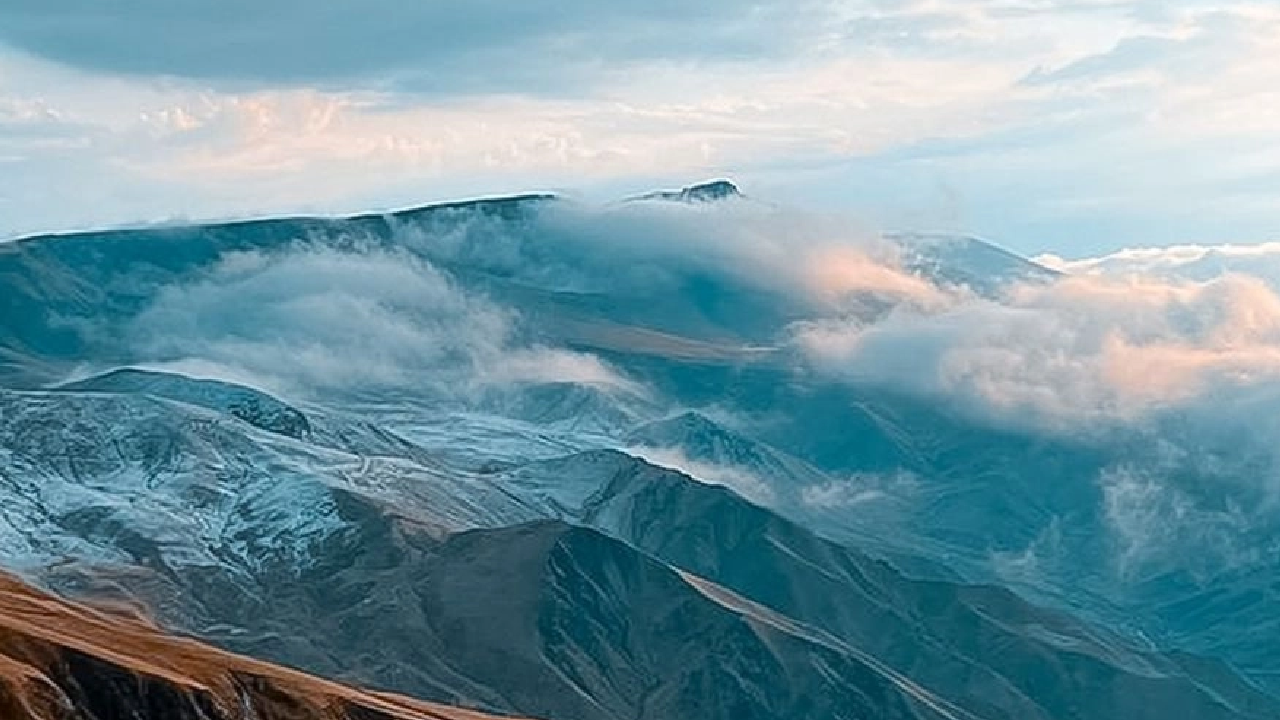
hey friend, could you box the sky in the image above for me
[0,0,1277,256]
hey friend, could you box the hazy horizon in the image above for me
[2,1,1278,255]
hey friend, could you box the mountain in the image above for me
[479,381,661,437]
[890,232,1060,295]
[0,384,948,719]
[621,410,840,521]
[2,184,1278,719]
[498,450,1280,720]
[628,179,743,203]
[254,519,957,720]
[62,367,313,439]
[0,194,551,385]
[0,570,522,720]
[59,368,444,465]
[5,379,1273,719]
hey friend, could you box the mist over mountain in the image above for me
[3,182,1280,718]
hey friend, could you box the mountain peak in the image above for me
[631,179,742,203]
[60,368,312,440]
[628,411,731,444]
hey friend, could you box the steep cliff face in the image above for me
[0,571,521,720]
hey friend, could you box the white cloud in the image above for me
[800,471,920,509]
[388,194,938,318]
[124,246,633,398]
[625,446,777,507]
[792,270,1280,431]
[802,246,954,309]
[1038,242,1280,290]
[1100,462,1274,580]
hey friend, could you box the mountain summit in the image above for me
[630,179,743,203]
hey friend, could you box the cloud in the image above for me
[0,1,834,93]
[123,246,633,397]
[1038,242,1280,289]
[625,446,776,507]
[803,246,954,309]
[0,44,1026,240]
[391,195,942,318]
[782,232,1280,589]
[3,1,1280,253]
[111,195,1273,439]
[1099,462,1276,580]
[792,271,1280,431]
[799,471,920,510]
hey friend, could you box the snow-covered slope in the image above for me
[62,368,313,438]
[4,380,1272,720]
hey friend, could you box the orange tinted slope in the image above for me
[0,571,524,720]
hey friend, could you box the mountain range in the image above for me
[1,181,1277,718]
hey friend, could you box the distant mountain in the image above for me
[59,368,444,465]
[889,232,1060,296]
[628,179,743,203]
[0,194,551,383]
[1036,243,1280,288]
[480,380,661,436]
[0,182,1050,387]
[622,410,830,509]
[625,411,824,484]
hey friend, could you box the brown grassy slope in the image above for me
[0,571,524,720]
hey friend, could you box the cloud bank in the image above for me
[395,195,942,316]
[114,196,1280,440]
[625,445,777,508]
[125,245,632,397]
[793,270,1280,431]
[1039,242,1280,287]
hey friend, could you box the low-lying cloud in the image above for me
[395,195,942,315]
[78,195,1280,443]
[126,245,632,397]
[793,270,1280,431]
[625,445,776,507]
[799,470,920,510]
[354,197,1280,438]
[1100,461,1279,580]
